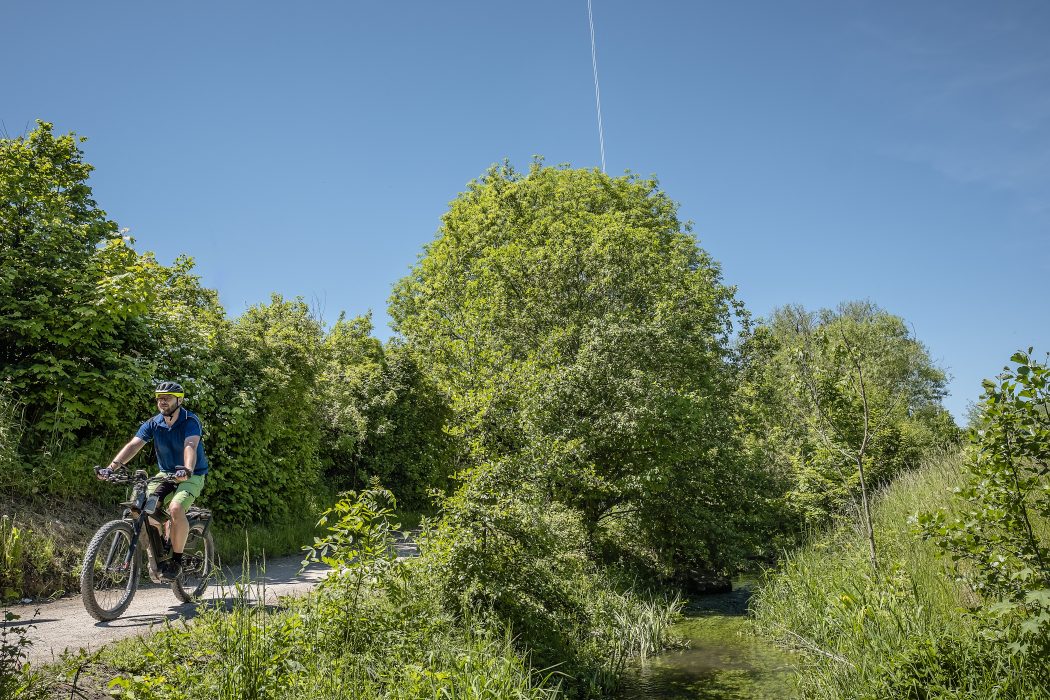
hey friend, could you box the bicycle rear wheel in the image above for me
[171,523,215,602]
[81,520,140,621]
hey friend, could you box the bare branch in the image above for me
[768,621,856,668]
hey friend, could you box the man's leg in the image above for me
[164,475,205,577]
[145,477,177,551]
[168,502,189,554]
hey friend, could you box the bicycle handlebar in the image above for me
[94,466,179,486]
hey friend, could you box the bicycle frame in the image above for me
[118,470,177,584]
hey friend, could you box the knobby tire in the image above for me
[80,519,139,621]
[171,523,215,603]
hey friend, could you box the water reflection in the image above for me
[615,586,797,700]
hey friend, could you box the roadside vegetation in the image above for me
[3,121,1044,698]
[752,354,1050,698]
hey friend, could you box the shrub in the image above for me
[422,456,681,694]
[0,611,47,700]
[919,349,1050,679]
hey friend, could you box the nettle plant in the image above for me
[919,349,1050,655]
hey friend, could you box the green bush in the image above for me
[919,349,1050,678]
[1,611,47,700]
[319,316,454,512]
[423,456,681,694]
[71,489,562,700]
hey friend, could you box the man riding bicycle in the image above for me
[99,381,209,581]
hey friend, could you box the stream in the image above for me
[615,585,798,700]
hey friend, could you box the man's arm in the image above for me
[180,436,200,481]
[106,437,146,471]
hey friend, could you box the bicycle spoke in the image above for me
[81,520,139,620]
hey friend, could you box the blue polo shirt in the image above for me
[135,408,210,476]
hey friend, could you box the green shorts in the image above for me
[147,473,206,511]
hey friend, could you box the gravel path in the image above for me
[2,538,419,666]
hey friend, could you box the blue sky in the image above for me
[4,1,1048,420]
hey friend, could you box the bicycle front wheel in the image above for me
[171,523,215,603]
[80,519,140,621]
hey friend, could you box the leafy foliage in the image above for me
[391,161,763,583]
[0,122,152,441]
[0,611,46,700]
[413,455,682,693]
[0,388,23,494]
[303,482,401,572]
[920,349,1050,663]
[319,315,454,511]
[738,301,959,533]
[202,294,326,525]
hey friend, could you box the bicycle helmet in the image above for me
[155,381,185,397]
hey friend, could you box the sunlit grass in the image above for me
[751,450,1048,699]
[211,516,322,566]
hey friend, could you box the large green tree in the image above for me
[0,122,153,440]
[391,161,763,581]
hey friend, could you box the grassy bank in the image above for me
[0,499,111,602]
[751,451,1049,698]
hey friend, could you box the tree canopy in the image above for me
[738,301,960,531]
[391,161,765,581]
[0,122,152,438]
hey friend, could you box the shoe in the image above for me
[158,559,183,582]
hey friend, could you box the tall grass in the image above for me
[751,451,1048,698]
[0,389,24,493]
[212,516,322,565]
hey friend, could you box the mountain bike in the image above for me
[80,467,215,621]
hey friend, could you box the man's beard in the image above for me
[160,404,179,418]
